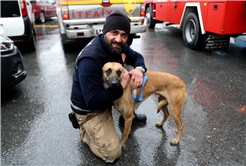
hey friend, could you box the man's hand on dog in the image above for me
[129,68,143,89]
[120,68,131,89]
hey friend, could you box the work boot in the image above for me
[119,111,147,125]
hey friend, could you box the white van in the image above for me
[0,0,36,50]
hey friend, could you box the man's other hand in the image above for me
[120,68,130,89]
[129,68,143,89]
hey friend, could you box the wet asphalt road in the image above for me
[1,18,246,166]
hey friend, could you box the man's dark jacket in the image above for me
[70,34,146,114]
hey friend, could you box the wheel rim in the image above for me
[185,19,196,43]
[40,12,45,23]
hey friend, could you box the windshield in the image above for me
[0,1,21,17]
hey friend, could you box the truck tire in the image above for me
[146,5,155,29]
[61,34,72,52]
[28,27,36,51]
[182,12,203,50]
[62,43,71,52]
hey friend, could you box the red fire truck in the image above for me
[144,0,246,51]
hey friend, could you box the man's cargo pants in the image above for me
[74,107,122,163]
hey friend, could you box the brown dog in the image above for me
[102,62,187,147]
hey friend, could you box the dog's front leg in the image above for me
[119,111,134,147]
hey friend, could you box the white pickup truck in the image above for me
[56,0,147,51]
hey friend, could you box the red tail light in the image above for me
[140,4,145,24]
[62,13,69,20]
[141,11,145,17]
[62,6,69,20]
[20,0,28,17]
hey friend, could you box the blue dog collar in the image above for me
[131,74,148,103]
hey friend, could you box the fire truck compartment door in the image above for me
[205,2,225,34]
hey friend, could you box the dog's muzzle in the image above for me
[108,76,120,89]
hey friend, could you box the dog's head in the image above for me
[102,62,123,89]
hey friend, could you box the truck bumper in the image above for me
[62,24,147,44]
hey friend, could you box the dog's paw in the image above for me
[155,122,163,127]
[170,139,179,146]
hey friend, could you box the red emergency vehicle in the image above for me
[144,0,246,51]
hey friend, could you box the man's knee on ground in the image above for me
[101,146,122,163]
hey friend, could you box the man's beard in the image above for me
[104,35,124,55]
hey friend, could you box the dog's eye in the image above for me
[105,68,112,76]
[117,69,122,77]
